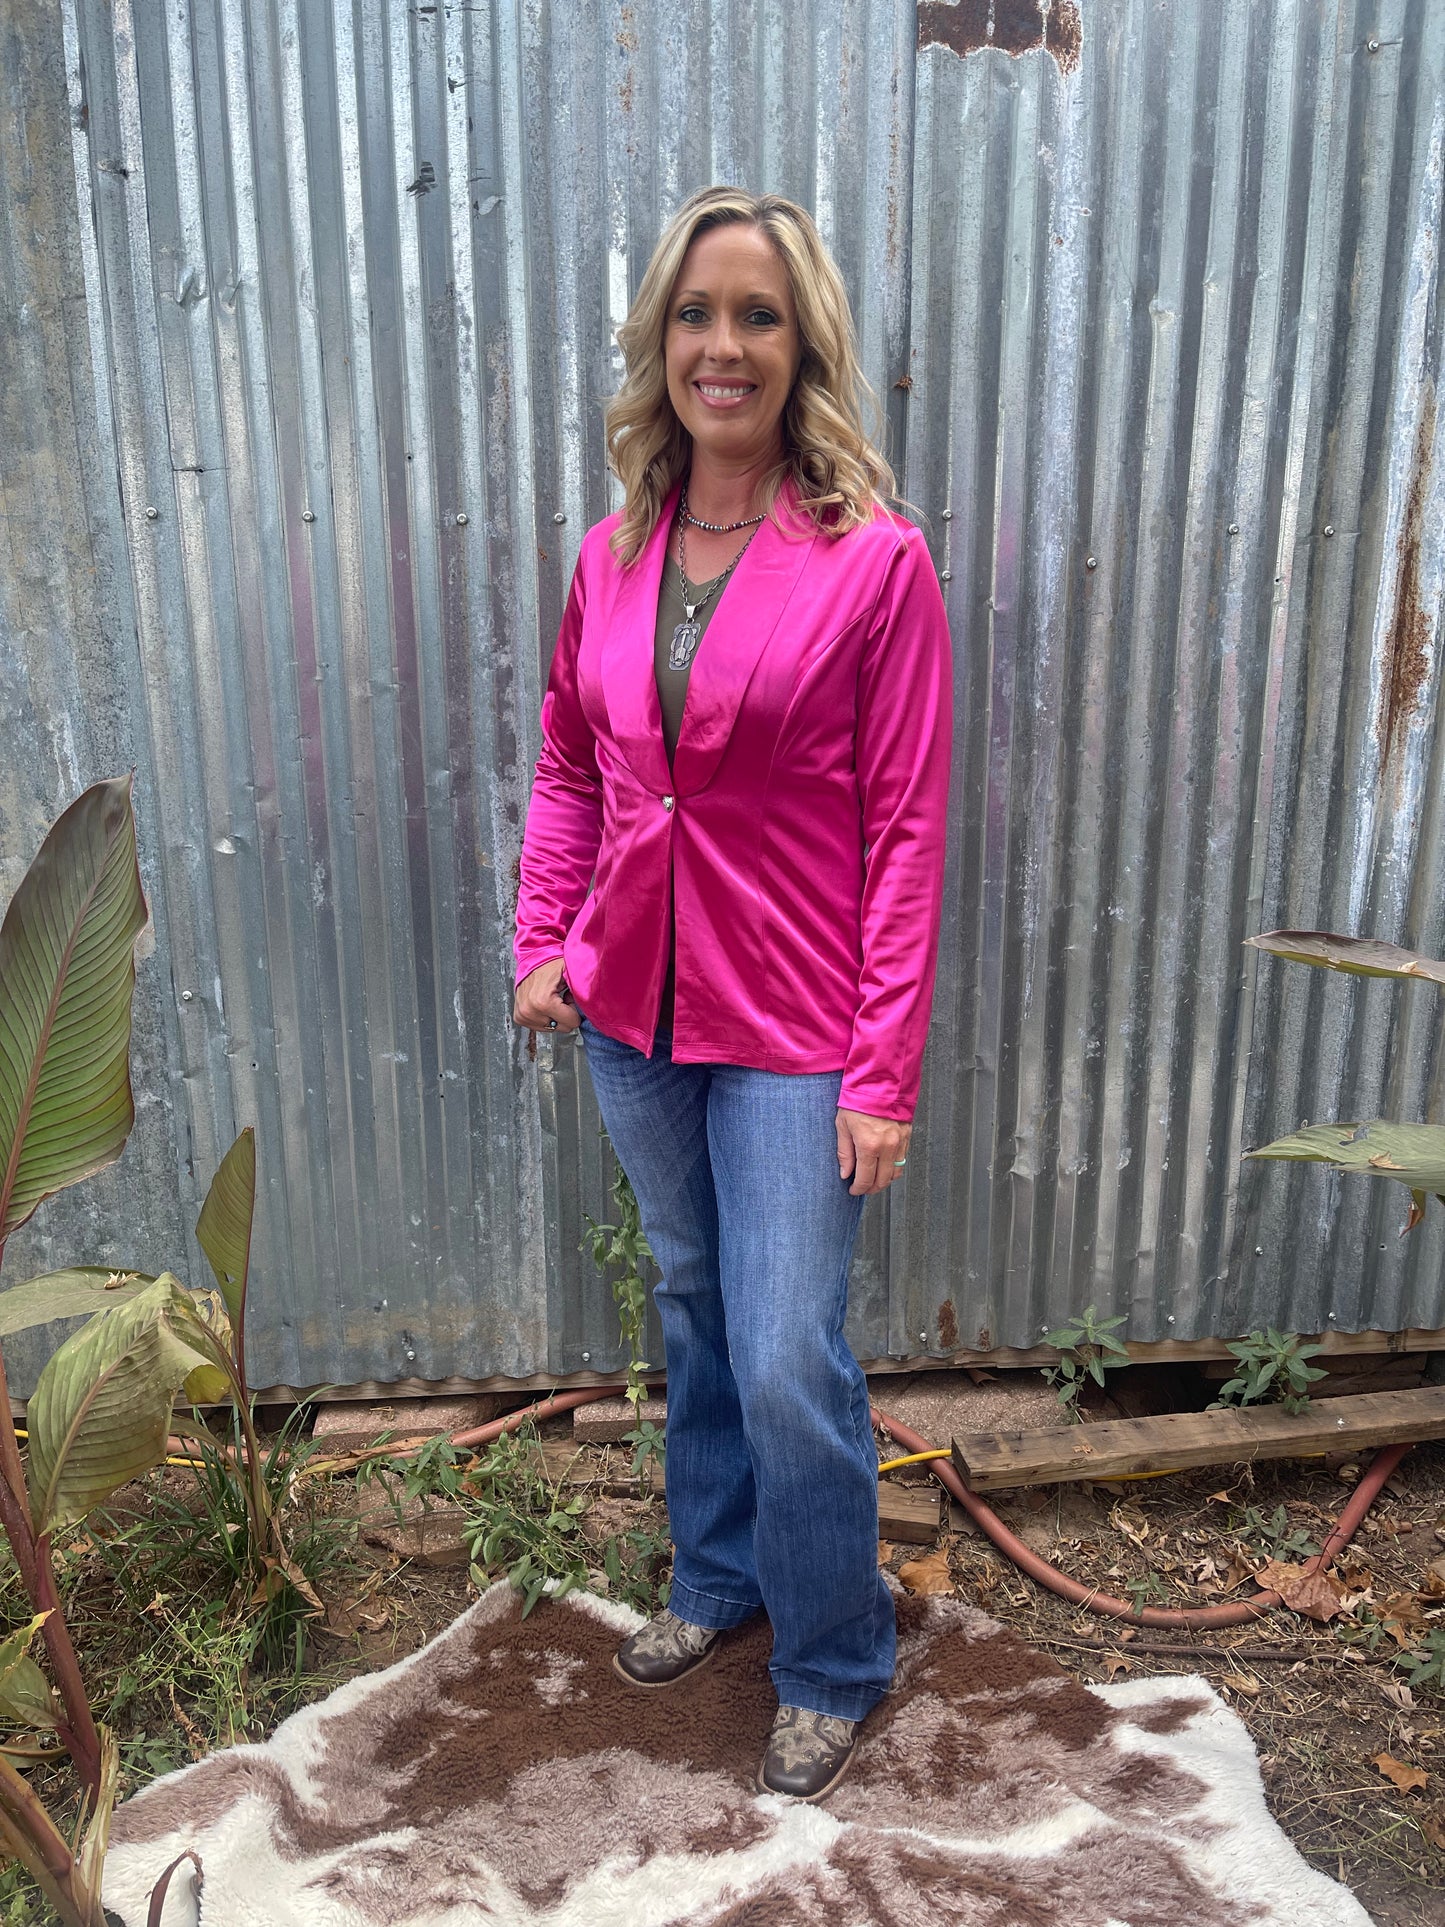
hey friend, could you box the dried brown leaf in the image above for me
[1221,1672,1261,1697]
[1255,1559,1345,1622]
[1102,1656,1133,1680]
[1381,1679,1416,1710]
[1373,1753,1428,1793]
[898,1550,954,1596]
[1423,1807,1445,1854]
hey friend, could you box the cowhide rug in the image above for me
[103,1582,1370,1927]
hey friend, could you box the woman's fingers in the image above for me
[513,960,581,1032]
[837,1110,913,1196]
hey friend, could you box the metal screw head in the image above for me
[1227,522,1239,535]
[1255,1245,1264,1257]
[456,512,469,526]
[580,1350,591,1363]
[553,511,566,524]
[1367,36,1380,52]
[1167,1314,1176,1323]
[1324,524,1335,536]
[918,1332,928,1345]
[940,569,952,582]
[301,508,316,523]
[144,505,159,520]
[180,989,193,1003]
[942,508,953,522]
[1085,555,1097,570]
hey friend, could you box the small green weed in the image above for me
[1396,1626,1445,1694]
[1232,1502,1322,1562]
[1211,1329,1327,1414]
[1042,1307,1128,1421]
[622,1419,667,1495]
[584,1166,655,1415]
[601,1511,673,1615]
[1122,1571,1170,1613]
[462,1427,592,1615]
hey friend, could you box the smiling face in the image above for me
[663,222,801,475]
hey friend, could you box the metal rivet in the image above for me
[1255,1246,1264,1257]
[456,512,469,526]
[180,990,193,1003]
[662,794,674,812]
[301,508,316,523]
[580,1350,591,1363]
[1324,524,1335,536]
[144,505,159,520]
[1227,522,1239,535]
[1167,1314,1176,1323]
[918,1332,928,1345]
[1275,575,1282,583]
[553,511,566,524]
[940,569,952,582]
[1085,555,1097,570]
[1367,36,1380,52]
[942,508,953,522]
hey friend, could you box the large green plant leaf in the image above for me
[195,1127,255,1331]
[1246,931,1445,987]
[26,1274,215,1536]
[0,1615,56,1731]
[0,1268,154,1340]
[1248,1121,1445,1231]
[0,777,147,1243]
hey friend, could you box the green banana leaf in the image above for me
[0,777,148,1243]
[0,1615,56,1731]
[195,1127,255,1339]
[1246,930,1445,987]
[0,1268,155,1340]
[26,1274,218,1536]
[1248,1120,1445,1230]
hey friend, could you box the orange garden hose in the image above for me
[871,1404,1412,1629]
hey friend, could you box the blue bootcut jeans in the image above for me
[579,1016,895,1721]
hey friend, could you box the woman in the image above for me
[513,187,951,1801]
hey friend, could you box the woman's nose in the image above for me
[706,316,742,360]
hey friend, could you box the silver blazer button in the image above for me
[662,794,675,812]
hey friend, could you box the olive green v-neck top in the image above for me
[654,564,726,766]
[654,564,727,1023]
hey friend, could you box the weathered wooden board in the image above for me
[878,1481,942,1544]
[953,1387,1445,1491]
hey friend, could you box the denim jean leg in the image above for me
[578,1023,762,1627]
[707,1064,895,1720]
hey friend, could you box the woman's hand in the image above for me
[513,958,581,1033]
[836,1109,912,1197]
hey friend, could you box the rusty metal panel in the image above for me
[2,0,1443,1392]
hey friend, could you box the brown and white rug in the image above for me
[104,1583,1370,1927]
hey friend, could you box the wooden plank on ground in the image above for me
[878,1481,941,1544]
[952,1386,1445,1491]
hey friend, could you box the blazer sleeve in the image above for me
[514,555,604,983]
[839,524,953,1120]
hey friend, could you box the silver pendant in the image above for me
[669,619,702,670]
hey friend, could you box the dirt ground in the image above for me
[288,1409,1445,1925]
[11,1380,1440,1924]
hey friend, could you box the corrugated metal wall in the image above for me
[2,0,1442,1394]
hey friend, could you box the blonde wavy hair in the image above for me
[606,187,895,564]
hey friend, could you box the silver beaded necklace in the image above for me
[667,488,762,671]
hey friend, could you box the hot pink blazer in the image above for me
[514,484,953,1121]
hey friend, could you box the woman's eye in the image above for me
[677,305,707,324]
[748,309,780,326]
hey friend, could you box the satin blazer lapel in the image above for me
[672,513,818,794]
[598,486,679,794]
